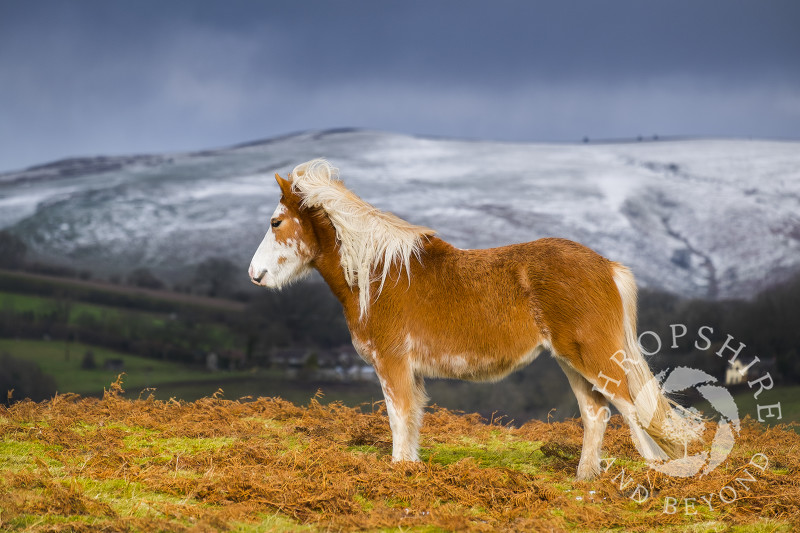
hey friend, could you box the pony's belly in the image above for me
[414,344,547,382]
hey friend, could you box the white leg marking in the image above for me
[376,364,425,462]
[557,359,609,480]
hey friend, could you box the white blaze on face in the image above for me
[249,202,311,288]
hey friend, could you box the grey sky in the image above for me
[1,1,798,172]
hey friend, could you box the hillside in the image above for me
[1,381,799,532]
[1,131,799,299]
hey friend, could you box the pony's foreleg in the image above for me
[375,359,427,461]
[556,359,610,480]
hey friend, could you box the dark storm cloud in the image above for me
[1,1,798,171]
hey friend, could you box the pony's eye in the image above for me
[271,219,282,228]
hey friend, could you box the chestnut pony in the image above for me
[249,159,687,479]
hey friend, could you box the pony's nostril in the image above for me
[251,269,266,283]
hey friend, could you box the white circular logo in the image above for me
[633,366,740,477]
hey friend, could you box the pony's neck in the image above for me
[308,209,362,326]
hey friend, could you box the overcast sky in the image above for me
[1,1,798,172]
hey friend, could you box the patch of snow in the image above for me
[2,131,799,299]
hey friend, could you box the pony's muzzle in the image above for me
[248,264,266,285]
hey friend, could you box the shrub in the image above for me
[0,352,57,404]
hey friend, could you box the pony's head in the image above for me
[249,159,435,318]
[248,171,318,289]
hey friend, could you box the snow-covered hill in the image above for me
[1,129,798,299]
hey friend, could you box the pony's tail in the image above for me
[613,264,691,461]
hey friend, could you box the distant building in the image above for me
[272,348,310,368]
[725,359,749,386]
[270,345,376,382]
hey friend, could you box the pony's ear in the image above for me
[275,173,292,196]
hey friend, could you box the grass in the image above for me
[420,431,547,475]
[0,290,169,328]
[0,285,244,354]
[0,378,798,532]
[693,384,800,427]
[0,439,63,472]
[0,338,253,396]
[731,385,800,424]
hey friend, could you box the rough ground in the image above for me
[1,379,798,532]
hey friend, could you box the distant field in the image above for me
[691,384,800,426]
[0,286,240,348]
[0,338,250,397]
[0,337,382,408]
[0,290,169,327]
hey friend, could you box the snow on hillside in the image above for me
[1,129,798,299]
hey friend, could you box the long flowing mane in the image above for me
[290,159,435,318]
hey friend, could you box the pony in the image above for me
[249,158,690,479]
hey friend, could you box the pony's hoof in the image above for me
[575,465,601,481]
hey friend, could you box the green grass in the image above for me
[0,338,252,396]
[421,431,546,474]
[693,384,800,425]
[76,477,205,514]
[0,290,169,327]
[0,439,63,471]
[0,289,242,352]
[122,433,235,461]
[731,385,800,424]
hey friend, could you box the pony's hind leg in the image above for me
[374,357,427,461]
[556,359,610,480]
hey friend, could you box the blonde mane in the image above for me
[290,159,435,318]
